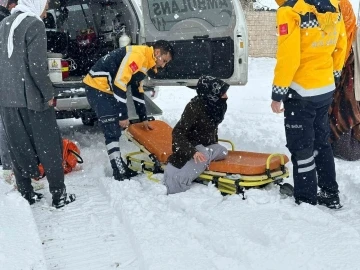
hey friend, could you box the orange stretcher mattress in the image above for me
[127,120,289,175]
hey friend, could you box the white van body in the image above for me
[47,0,248,123]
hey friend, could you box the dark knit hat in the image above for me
[193,75,229,102]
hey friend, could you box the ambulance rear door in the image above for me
[141,0,249,87]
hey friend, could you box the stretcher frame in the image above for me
[123,121,290,196]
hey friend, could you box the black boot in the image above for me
[52,188,76,209]
[113,165,138,181]
[121,158,138,178]
[113,158,138,181]
[22,191,44,205]
[317,190,342,209]
[113,167,127,181]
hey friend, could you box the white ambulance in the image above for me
[46,0,249,124]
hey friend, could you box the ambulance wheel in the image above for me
[81,116,96,126]
[279,183,294,197]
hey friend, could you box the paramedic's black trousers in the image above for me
[85,86,124,171]
[283,97,339,205]
[0,107,65,194]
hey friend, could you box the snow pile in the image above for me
[0,182,46,270]
[1,58,360,269]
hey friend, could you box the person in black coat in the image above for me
[164,75,229,194]
[0,0,16,21]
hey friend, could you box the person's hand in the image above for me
[193,152,207,164]
[271,100,284,114]
[119,119,130,129]
[48,97,55,106]
[142,120,153,130]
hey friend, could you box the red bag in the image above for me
[37,139,83,179]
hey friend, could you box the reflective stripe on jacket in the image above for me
[272,0,347,102]
[83,46,156,120]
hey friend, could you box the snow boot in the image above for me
[113,158,138,181]
[317,190,342,209]
[52,188,76,209]
[121,158,138,178]
[22,191,44,205]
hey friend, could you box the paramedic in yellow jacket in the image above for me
[83,40,174,181]
[271,0,347,208]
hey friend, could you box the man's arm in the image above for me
[332,16,347,81]
[272,6,301,102]
[113,52,144,120]
[129,77,147,122]
[172,103,198,160]
[26,19,55,103]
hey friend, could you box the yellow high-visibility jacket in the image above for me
[83,46,156,120]
[272,0,347,102]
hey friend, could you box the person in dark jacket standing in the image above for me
[164,75,229,194]
[0,0,75,208]
[83,40,174,181]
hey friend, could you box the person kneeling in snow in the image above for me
[163,75,229,194]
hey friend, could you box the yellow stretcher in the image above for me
[124,120,292,196]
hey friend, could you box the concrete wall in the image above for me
[245,11,277,58]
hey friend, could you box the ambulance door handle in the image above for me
[193,35,209,39]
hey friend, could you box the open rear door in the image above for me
[141,0,248,87]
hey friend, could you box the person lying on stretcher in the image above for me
[163,75,230,194]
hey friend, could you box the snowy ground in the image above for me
[2,57,360,269]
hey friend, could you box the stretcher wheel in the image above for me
[279,183,294,197]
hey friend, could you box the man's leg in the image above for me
[28,108,65,195]
[86,87,136,180]
[314,98,339,194]
[0,107,39,192]
[283,98,317,205]
[164,144,228,194]
[0,115,12,171]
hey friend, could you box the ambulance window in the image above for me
[148,0,233,31]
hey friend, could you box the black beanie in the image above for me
[195,75,229,102]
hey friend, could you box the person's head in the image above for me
[40,0,49,18]
[152,40,174,68]
[195,75,229,103]
[6,0,17,10]
[14,0,48,18]
[0,0,8,8]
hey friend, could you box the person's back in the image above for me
[272,0,346,103]
[83,45,157,95]
[0,14,53,111]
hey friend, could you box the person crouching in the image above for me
[164,75,229,194]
